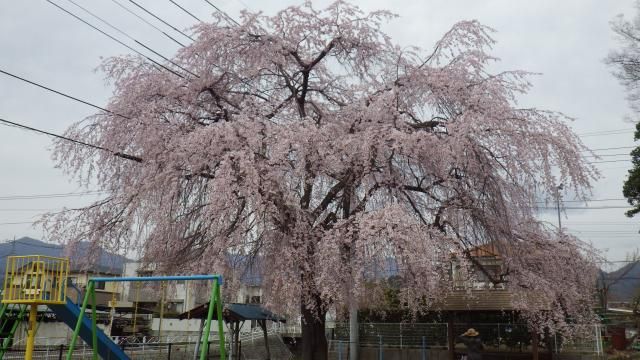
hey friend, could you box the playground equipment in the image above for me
[66,274,226,360]
[0,255,226,360]
[1,255,69,359]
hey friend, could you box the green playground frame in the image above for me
[67,274,226,360]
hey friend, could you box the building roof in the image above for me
[178,302,286,323]
[437,289,515,311]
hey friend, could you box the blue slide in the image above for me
[48,298,130,360]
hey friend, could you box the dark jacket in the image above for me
[457,335,483,360]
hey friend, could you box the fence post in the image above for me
[58,344,64,360]
[338,340,343,360]
[167,343,172,359]
[400,323,403,349]
[378,335,383,360]
[422,336,426,360]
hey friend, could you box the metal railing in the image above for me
[2,255,69,305]
[329,322,604,356]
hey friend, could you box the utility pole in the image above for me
[349,299,359,360]
[556,184,563,231]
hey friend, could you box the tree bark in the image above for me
[301,299,328,360]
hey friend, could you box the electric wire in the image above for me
[583,146,636,152]
[0,68,129,120]
[0,117,142,163]
[169,0,202,22]
[128,0,195,41]
[590,159,631,164]
[538,205,633,210]
[578,128,636,137]
[203,0,240,26]
[47,0,185,79]
[0,191,103,201]
[110,0,187,47]
[584,153,631,157]
[65,0,196,77]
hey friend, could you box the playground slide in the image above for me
[48,298,130,360]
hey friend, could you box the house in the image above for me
[120,261,209,314]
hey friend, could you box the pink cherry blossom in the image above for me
[42,2,600,358]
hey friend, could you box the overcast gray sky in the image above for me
[0,0,637,265]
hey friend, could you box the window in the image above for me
[244,295,261,304]
[95,281,106,290]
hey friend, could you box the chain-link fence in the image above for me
[328,322,604,359]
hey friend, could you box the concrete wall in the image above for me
[13,321,109,346]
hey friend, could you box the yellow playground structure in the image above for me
[1,255,226,360]
[2,255,69,359]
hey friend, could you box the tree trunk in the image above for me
[301,301,328,360]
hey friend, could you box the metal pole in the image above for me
[378,335,383,360]
[200,278,225,360]
[556,183,563,231]
[25,304,38,360]
[91,283,98,360]
[215,279,227,360]
[67,281,94,360]
[349,304,358,360]
[422,336,426,360]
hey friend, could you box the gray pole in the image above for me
[349,300,359,360]
[556,183,563,231]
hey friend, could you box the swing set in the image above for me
[67,274,226,360]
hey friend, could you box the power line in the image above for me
[203,0,241,27]
[0,117,142,163]
[1,117,108,151]
[47,0,185,79]
[578,128,636,137]
[127,0,195,41]
[590,159,631,164]
[0,68,129,119]
[110,0,187,47]
[539,205,633,210]
[584,153,631,158]
[537,198,627,204]
[12,239,63,249]
[583,146,636,152]
[0,209,58,211]
[169,0,202,22]
[65,0,196,77]
[0,191,103,201]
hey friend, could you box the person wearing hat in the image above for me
[457,328,483,360]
